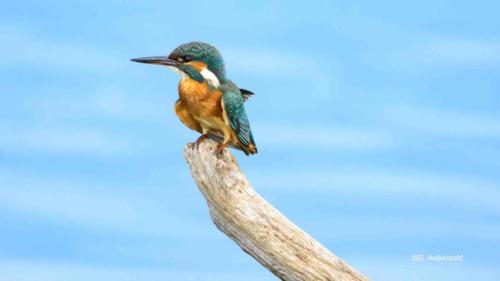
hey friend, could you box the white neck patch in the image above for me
[200,67,220,88]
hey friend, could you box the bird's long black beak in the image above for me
[130,56,178,66]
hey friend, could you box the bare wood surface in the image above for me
[184,139,369,281]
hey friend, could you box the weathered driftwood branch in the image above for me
[184,139,369,281]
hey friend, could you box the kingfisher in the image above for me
[131,42,257,155]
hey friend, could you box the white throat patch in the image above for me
[200,67,220,88]
[166,66,187,78]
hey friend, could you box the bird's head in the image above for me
[131,41,225,88]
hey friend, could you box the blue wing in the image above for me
[221,86,257,155]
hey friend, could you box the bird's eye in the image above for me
[182,55,192,62]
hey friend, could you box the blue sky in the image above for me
[1,0,499,280]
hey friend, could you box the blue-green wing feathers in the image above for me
[221,84,257,155]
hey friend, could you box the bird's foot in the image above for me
[215,143,227,156]
[196,134,209,148]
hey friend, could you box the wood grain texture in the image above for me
[184,139,370,281]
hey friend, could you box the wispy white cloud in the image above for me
[254,123,392,150]
[249,167,500,213]
[0,171,209,238]
[249,104,500,151]
[357,257,499,281]
[223,47,340,101]
[373,104,500,139]
[0,22,127,73]
[223,48,318,76]
[0,260,274,281]
[0,124,148,155]
[1,256,497,281]
[303,215,500,242]
[391,37,500,66]
[25,85,171,122]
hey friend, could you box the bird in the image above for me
[131,42,257,156]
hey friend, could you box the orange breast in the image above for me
[177,77,230,136]
[176,77,245,149]
[178,78,223,117]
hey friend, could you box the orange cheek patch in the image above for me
[186,61,208,72]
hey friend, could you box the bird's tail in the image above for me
[246,143,258,155]
[208,134,257,156]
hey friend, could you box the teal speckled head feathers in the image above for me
[168,42,226,81]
